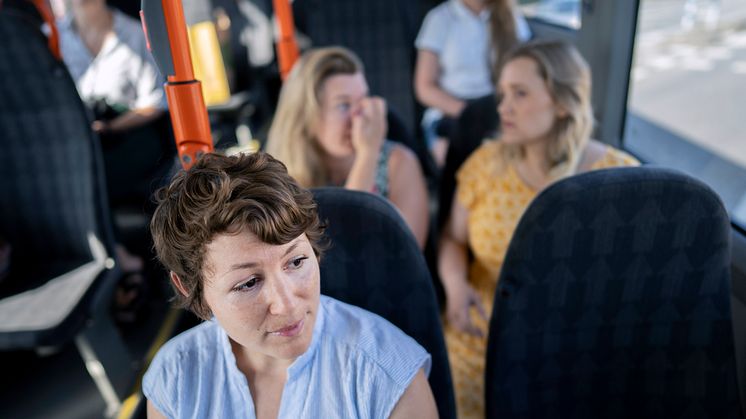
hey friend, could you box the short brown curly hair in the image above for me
[150,152,326,320]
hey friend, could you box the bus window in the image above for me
[625,0,746,230]
[518,0,581,29]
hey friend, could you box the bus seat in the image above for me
[386,106,438,183]
[485,167,741,418]
[437,93,498,230]
[0,9,132,417]
[313,188,456,419]
[293,0,420,135]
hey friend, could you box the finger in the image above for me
[351,103,363,117]
[464,319,484,338]
[368,97,384,119]
[359,98,373,115]
[450,310,469,331]
[473,294,489,322]
[351,112,363,129]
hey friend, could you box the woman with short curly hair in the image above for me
[144,152,437,419]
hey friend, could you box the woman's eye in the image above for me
[336,103,351,112]
[288,256,308,270]
[234,277,258,291]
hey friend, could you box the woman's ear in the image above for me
[170,272,190,297]
[555,103,569,118]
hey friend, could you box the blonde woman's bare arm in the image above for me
[414,50,465,118]
[345,97,387,192]
[388,145,429,249]
[438,195,487,336]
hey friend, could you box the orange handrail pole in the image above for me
[30,0,60,60]
[160,0,213,169]
[273,0,299,80]
[142,0,213,170]
[161,0,194,82]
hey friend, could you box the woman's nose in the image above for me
[266,277,296,316]
[498,97,510,116]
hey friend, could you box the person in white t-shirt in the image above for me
[59,0,166,135]
[414,0,531,167]
[58,0,170,208]
[58,0,170,315]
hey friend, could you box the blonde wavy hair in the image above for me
[498,40,593,181]
[265,47,364,187]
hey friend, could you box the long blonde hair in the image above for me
[498,40,593,181]
[485,0,520,78]
[265,47,363,187]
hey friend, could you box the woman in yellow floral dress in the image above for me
[437,40,639,418]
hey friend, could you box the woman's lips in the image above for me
[269,317,305,337]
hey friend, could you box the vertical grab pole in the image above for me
[273,0,299,80]
[31,0,61,60]
[141,0,213,170]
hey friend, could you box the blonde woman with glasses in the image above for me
[266,47,429,249]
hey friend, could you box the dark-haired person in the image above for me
[143,152,438,419]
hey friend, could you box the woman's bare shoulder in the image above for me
[388,143,421,173]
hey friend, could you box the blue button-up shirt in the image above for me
[143,295,431,418]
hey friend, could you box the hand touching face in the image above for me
[350,96,387,158]
[315,72,386,158]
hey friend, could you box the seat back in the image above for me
[0,8,117,347]
[313,188,456,419]
[438,93,498,229]
[386,107,438,185]
[485,167,740,418]
[293,0,420,134]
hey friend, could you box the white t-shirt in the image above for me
[416,0,532,100]
[58,9,166,111]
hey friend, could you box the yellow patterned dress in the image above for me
[446,140,639,418]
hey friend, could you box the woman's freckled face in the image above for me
[201,230,320,362]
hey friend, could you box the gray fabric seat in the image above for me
[313,188,457,419]
[0,8,119,349]
[485,166,741,418]
[0,8,131,415]
[293,0,420,134]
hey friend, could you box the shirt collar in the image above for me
[58,14,74,31]
[59,8,122,59]
[451,0,490,22]
[287,296,325,376]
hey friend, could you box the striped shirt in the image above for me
[143,295,431,418]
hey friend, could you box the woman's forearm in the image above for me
[438,233,470,294]
[414,50,466,118]
[416,83,466,118]
[344,150,378,192]
[105,107,164,132]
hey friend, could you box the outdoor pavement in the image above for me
[630,0,746,168]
